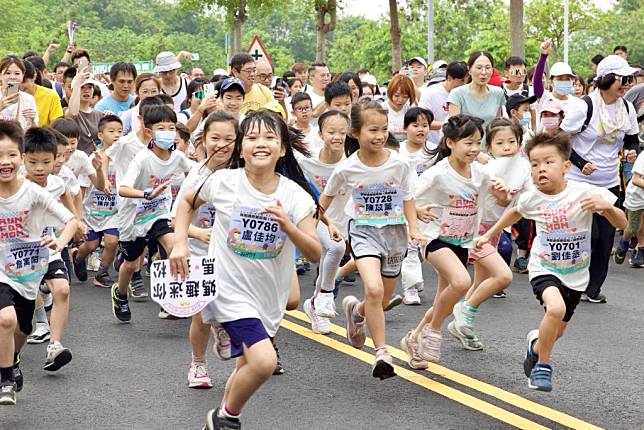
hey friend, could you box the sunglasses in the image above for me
[617,75,635,86]
[509,69,526,76]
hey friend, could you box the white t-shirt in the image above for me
[419,83,450,144]
[517,180,616,291]
[324,149,413,228]
[0,91,40,129]
[385,102,409,143]
[198,168,315,336]
[398,140,438,177]
[305,87,325,110]
[84,153,118,233]
[625,152,644,211]
[561,91,638,188]
[0,179,73,300]
[481,154,532,223]
[104,132,146,188]
[415,158,492,248]
[119,150,192,241]
[171,162,216,256]
[301,126,324,153]
[57,165,80,197]
[41,175,67,262]
[297,149,350,235]
[64,149,96,187]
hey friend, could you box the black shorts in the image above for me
[425,239,469,267]
[0,283,36,335]
[42,259,69,282]
[530,275,582,322]
[119,219,173,262]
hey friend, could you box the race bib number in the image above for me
[438,206,478,245]
[353,185,405,226]
[134,196,169,225]
[150,257,217,318]
[227,206,286,259]
[196,204,216,229]
[88,190,116,217]
[539,231,590,274]
[4,240,49,283]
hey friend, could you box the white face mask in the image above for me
[520,111,531,128]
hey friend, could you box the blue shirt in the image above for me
[95,95,136,114]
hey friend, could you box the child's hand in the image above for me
[477,152,490,164]
[261,199,294,233]
[74,222,89,242]
[327,223,343,242]
[581,162,597,176]
[473,234,490,250]
[580,195,613,215]
[196,227,212,244]
[41,236,65,253]
[104,182,112,195]
[408,228,428,247]
[169,245,190,281]
[92,151,105,171]
[490,178,511,204]
[416,204,440,223]
[150,180,172,199]
[624,149,637,163]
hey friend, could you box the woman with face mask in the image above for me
[560,55,639,304]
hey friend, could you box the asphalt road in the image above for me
[3,254,643,430]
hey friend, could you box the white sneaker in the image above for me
[87,252,101,272]
[314,292,336,318]
[44,341,72,372]
[188,360,213,389]
[303,298,331,334]
[27,322,51,344]
[403,289,421,305]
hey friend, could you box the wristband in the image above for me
[143,188,153,200]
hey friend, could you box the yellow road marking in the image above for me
[285,310,603,430]
[280,319,549,430]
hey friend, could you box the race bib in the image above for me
[226,206,286,259]
[134,196,169,225]
[353,185,405,226]
[196,204,216,229]
[4,240,49,282]
[539,231,590,274]
[88,190,116,217]
[438,206,478,245]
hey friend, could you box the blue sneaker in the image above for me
[523,329,539,377]
[528,363,553,392]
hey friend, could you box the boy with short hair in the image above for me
[218,77,245,119]
[476,132,626,392]
[291,92,322,151]
[324,80,352,116]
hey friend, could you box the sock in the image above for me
[34,306,48,324]
[222,404,240,419]
[464,304,478,314]
[0,367,13,382]
[191,353,206,363]
[320,290,334,294]
[620,238,629,250]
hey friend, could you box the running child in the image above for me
[0,121,77,405]
[169,110,320,429]
[615,149,644,267]
[449,118,530,351]
[290,92,323,151]
[172,111,238,389]
[321,101,424,379]
[112,105,192,322]
[299,109,351,334]
[475,132,626,391]
[400,114,510,368]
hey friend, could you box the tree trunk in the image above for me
[315,0,337,62]
[233,0,247,53]
[389,0,401,74]
[510,0,524,58]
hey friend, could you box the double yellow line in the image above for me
[282,310,603,430]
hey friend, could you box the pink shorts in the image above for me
[469,222,500,262]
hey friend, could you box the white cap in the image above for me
[431,60,448,70]
[549,62,573,77]
[154,52,182,73]
[597,54,639,78]
[80,79,102,88]
[409,57,428,68]
[212,68,228,77]
[362,74,378,86]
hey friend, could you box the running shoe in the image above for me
[273,341,285,375]
[613,239,629,264]
[630,249,644,268]
[27,322,51,344]
[0,381,16,405]
[528,363,553,392]
[211,325,232,361]
[452,300,476,338]
[523,329,539,377]
[400,331,429,370]
[158,307,181,320]
[44,341,72,372]
[384,294,403,312]
[493,291,507,298]
[204,407,241,430]
[188,361,213,389]
[417,325,442,363]
[402,289,421,305]
[372,348,396,380]
[448,321,483,351]
[314,292,336,318]
[130,271,148,301]
[342,273,356,283]
[111,283,131,323]
[296,258,306,275]
[13,354,22,392]
[512,256,529,273]
[303,299,331,335]
[72,251,88,282]
[87,251,101,272]
[581,293,607,303]
[342,295,366,349]
[93,272,115,288]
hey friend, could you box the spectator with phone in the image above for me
[0,55,39,128]
[64,67,105,154]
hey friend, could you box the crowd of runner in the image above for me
[0,33,643,430]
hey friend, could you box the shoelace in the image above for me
[118,303,130,313]
[194,363,208,377]
[215,327,231,347]
[463,310,475,329]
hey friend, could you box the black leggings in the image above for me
[586,185,620,298]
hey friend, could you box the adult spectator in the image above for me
[25,56,53,89]
[306,62,331,112]
[69,48,110,97]
[64,67,103,154]
[21,59,63,126]
[591,54,604,74]
[419,61,468,144]
[94,62,137,114]
[384,74,417,142]
[561,55,639,303]
[614,45,628,60]
[447,51,505,130]
[407,57,427,89]
[334,72,362,102]
[256,60,286,108]
[189,67,205,81]
[0,55,38,128]
[229,53,275,114]
[52,61,70,99]
[292,63,309,92]
[120,73,161,135]
[154,52,188,112]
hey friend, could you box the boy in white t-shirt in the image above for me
[475,132,626,392]
[615,151,644,267]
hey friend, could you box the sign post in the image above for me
[247,35,272,66]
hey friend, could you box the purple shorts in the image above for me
[87,228,119,242]
[221,318,269,358]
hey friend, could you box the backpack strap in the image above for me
[580,95,593,133]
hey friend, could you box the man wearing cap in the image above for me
[154,51,188,113]
[229,53,276,115]
[407,57,428,89]
[560,54,639,303]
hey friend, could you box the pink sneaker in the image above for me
[211,324,232,361]
[417,326,442,363]
[400,331,429,369]
[342,296,366,349]
[372,347,396,380]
